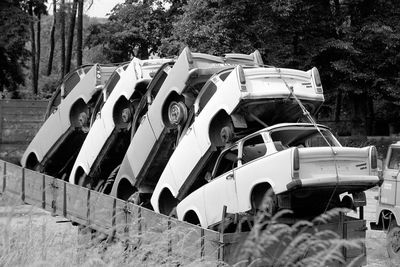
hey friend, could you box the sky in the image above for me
[85,0,125,18]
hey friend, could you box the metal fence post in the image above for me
[42,174,45,209]
[21,167,25,202]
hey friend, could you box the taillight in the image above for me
[238,66,247,91]
[312,67,323,93]
[293,147,300,179]
[370,146,377,169]
[96,64,101,85]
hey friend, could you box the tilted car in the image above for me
[21,64,117,178]
[150,65,325,215]
[68,58,172,191]
[110,47,263,201]
[175,123,380,229]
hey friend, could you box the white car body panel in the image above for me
[21,65,100,166]
[150,66,324,213]
[68,59,169,184]
[176,124,379,228]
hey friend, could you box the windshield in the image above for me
[388,147,400,169]
[269,126,340,148]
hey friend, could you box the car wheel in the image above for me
[167,101,188,128]
[220,125,234,144]
[121,108,132,123]
[78,112,89,132]
[387,219,400,258]
[257,190,277,217]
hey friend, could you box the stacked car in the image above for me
[21,64,118,179]
[68,58,173,191]
[22,47,381,231]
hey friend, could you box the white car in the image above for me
[21,64,117,178]
[110,48,263,202]
[175,123,380,229]
[69,58,172,190]
[150,65,325,215]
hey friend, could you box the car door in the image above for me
[381,146,400,206]
[203,146,239,226]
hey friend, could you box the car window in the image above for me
[242,134,267,164]
[214,147,238,178]
[63,72,81,98]
[46,87,62,118]
[388,148,400,169]
[83,65,92,74]
[147,63,173,98]
[149,69,168,98]
[197,81,217,115]
[91,93,104,125]
[270,127,340,148]
[105,72,120,98]
[219,71,230,81]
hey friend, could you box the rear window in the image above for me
[197,81,217,114]
[63,72,81,97]
[105,73,120,98]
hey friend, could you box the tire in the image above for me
[121,108,132,123]
[256,190,277,217]
[220,125,234,144]
[78,112,89,133]
[387,219,400,258]
[167,101,188,128]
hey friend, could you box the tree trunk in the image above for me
[334,89,342,122]
[66,0,78,73]
[46,0,57,76]
[76,0,83,67]
[349,92,367,136]
[35,12,41,90]
[28,4,38,95]
[60,0,66,77]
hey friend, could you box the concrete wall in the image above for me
[0,100,48,164]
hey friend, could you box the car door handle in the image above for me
[226,174,234,180]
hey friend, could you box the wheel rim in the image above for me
[121,108,132,123]
[168,102,182,125]
[78,112,88,127]
[168,101,187,127]
[220,126,234,144]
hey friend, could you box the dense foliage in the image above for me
[0,0,31,96]
[1,0,400,135]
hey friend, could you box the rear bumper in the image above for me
[286,175,380,192]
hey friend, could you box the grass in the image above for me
[0,195,395,266]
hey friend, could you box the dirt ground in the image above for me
[0,188,397,266]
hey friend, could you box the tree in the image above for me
[60,0,65,77]
[46,0,57,76]
[76,0,83,66]
[22,0,47,95]
[0,0,30,96]
[85,0,178,61]
[65,0,78,72]
[28,1,37,94]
